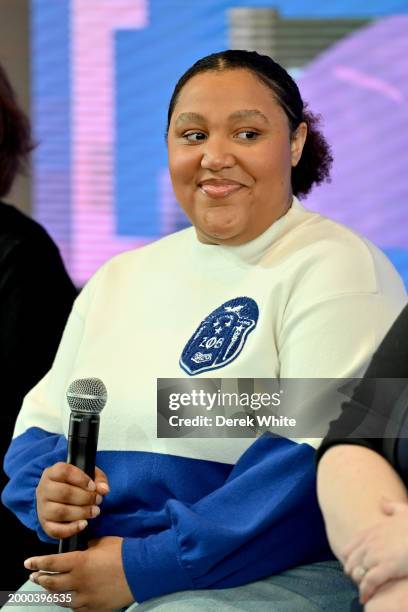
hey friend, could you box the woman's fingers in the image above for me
[46,463,96,491]
[25,550,81,573]
[42,500,100,522]
[359,565,392,604]
[342,531,368,560]
[344,545,366,579]
[42,480,103,507]
[41,518,89,540]
[25,552,84,609]
[94,466,110,496]
[36,462,107,540]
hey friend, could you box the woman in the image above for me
[2,50,406,611]
[0,62,77,590]
[317,302,408,611]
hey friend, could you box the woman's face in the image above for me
[167,69,307,245]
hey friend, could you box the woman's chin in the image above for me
[197,224,246,244]
[196,213,247,243]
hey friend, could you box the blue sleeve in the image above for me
[122,435,332,603]
[1,427,67,543]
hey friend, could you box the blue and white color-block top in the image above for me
[2,199,406,602]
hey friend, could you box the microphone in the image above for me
[58,377,107,553]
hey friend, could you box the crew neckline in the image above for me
[190,197,302,265]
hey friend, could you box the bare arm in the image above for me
[317,444,408,561]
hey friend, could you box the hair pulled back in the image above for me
[166,50,332,198]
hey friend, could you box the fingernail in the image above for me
[96,494,103,505]
[91,505,101,518]
[78,520,88,530]
[24,559,33,569]
[99,483,109,493]
[29,573,35,582]
[87,480,96,491]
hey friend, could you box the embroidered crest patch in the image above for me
[180,297,259,375]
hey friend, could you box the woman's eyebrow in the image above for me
[228,109,270,124]
[174,109,270,128]
[175,112,206,127]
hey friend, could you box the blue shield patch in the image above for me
[180,297,259,375]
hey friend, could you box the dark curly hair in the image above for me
[0,62,35,198]
[166,50,332,198]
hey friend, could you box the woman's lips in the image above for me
[199,182,243,199]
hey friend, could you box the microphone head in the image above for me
[66,378,107,414]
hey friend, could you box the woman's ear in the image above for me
[291,121,308,167]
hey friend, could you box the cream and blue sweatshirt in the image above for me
[3,199,406,602]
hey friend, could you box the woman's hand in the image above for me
[36,462,110,539]
[342,498,408,604]
[24,536,134,611]
[364,576,408,612]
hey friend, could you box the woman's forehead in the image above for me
[172,69,283,121]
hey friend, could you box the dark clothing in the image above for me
[0,202,77,589]
[316,301,408,482]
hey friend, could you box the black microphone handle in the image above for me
[59,414,100,553]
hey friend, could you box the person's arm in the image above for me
[121,434,330,602]
[120,291,407,602]
[317,444,408,561]
[316,301,408,466]
[315,302,408,607]
[19,434,331,607]
[316,301,408,558]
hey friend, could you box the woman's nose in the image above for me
[200,141,236,171]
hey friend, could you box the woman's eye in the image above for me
[235,130,260,140]
[183,132,206,142]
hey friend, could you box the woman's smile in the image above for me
[198,179,245,199]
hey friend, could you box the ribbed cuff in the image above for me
[122,529,194,603]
